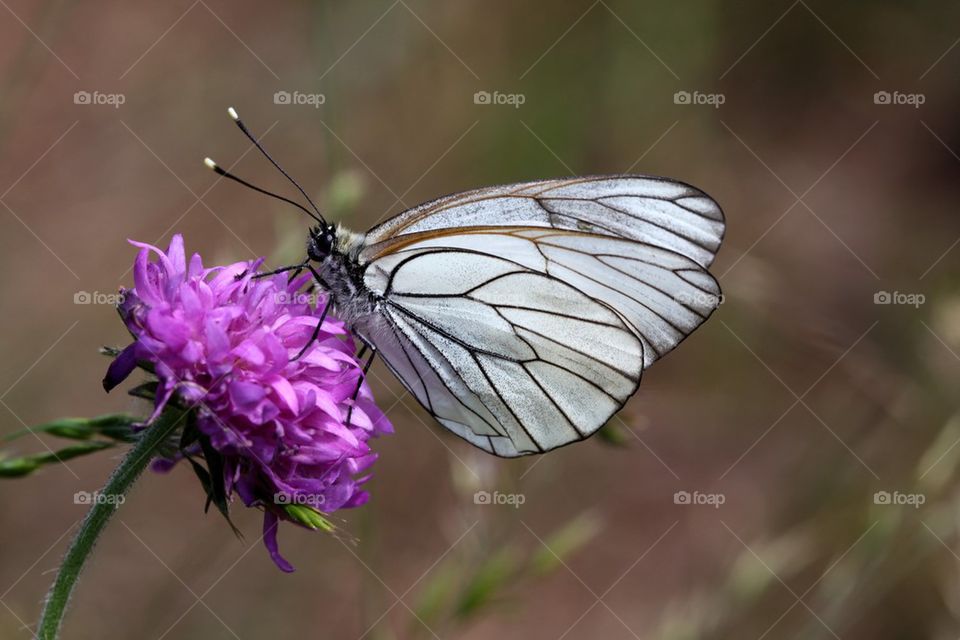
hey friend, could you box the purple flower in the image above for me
[105,234,391,571]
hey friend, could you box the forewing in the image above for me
[364,175,725,268]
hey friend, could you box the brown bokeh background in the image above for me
[2,1,960,638]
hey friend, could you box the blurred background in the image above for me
[1,1,959,638]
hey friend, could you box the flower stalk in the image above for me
[37,408,185,640]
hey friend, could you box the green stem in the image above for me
[37,409,184,640]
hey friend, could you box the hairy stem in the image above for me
[37,409,184,640]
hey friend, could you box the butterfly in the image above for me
[206,108,724,457]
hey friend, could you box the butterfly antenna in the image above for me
[203,157,322,224]
[227,107,327,225]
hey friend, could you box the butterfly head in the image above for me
[307,224,338,262]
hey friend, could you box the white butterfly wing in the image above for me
[365,175,725,268]
[358,227,721,456]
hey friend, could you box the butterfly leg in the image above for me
[291,299,330,361]
[345,346,377,429]
[303,263,331,291]
[289,263,334,361]
[286,267,304,284]
[237,261,306,281]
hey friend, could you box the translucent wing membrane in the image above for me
[360,227,721,456]
[365,175,725,268]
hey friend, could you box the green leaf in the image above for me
[127,381,159,402]
[31,418,98,441]
[529,511,602,575]
[412,562,460,629]
[183,452,242,538]
[0,456,40,477]
[197,436,228,512]
[187,434,244,537]
[455,547,520,620]
[0,441,115,477]
[2,414,139,444]
[44,441,116,461]
[595,420,630,447]
[178,419,200,450]
[87,414,139,442]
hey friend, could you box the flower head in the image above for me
[105,234,391,571]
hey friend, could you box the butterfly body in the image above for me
[308,224,380,324]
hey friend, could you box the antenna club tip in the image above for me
[203,157,218,170]
[227,107,239,121]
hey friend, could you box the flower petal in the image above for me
[112,234,393,572]
[229,380,266,408]
[267,375,300,415]
[263,511,295,572]
[166,234,186,275]
[102,343,138,391]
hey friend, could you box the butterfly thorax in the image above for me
[309,224,378,325]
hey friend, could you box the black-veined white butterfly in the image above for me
[206,108,724,457]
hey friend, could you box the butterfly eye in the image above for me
[305,233,327,261]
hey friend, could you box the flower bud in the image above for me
[283,505,335,533]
